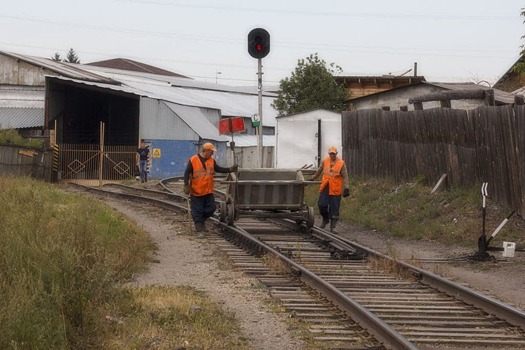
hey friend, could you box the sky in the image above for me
[0,0,523,88]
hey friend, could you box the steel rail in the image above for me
[73,182,525,348]
[220,223,417,350]
[76,182,415,349]
[308,225,525,331]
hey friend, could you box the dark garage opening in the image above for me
[46,78,140,145]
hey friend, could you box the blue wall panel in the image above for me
[148,140,196,178]
[147,140,228,179]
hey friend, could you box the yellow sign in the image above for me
[18,149,37,157]
[152,148,161,158]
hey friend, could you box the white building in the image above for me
[275,109,341,169]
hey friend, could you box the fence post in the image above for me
[484,89,495,106]
[99,121,105,187]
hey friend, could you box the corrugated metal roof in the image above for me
[164,101,229,142]
[1,51,117,84]
[48,74,278,127]
[0,107,44,129]
[81,64,278,95]
[47,76,141,96]
[86,58,190,78]
[123,81,277,127]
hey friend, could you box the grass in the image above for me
[3,174,523,348]
[0,176,250,349]
[305,176,524,249]
[99,286,250,350]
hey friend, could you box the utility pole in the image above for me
[257,59,263,167]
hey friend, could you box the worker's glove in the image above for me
[183,185,190,195]
[343,188,350,198]
[229,164,239,172]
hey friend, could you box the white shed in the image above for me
[275,109,341,169]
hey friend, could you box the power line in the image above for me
[113,0,518,21]
[0,14,516,58]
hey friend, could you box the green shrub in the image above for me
[0,129,44,148]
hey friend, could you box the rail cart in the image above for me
[218,168,315,228]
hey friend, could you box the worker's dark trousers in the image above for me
[190,193,216,224]
[318,186,341,221]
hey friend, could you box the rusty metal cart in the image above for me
[218,168,315,227]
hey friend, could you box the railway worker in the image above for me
[310,146,350,233]
[136,140,150,183]
[183,142,238,233]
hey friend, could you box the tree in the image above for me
[513,8,525,74]
[272,53,347,116]
[65,48,80,64]
[51,53,62,62]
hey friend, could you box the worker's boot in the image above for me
[320,218,329,229]
[201,219,209,232]
[330,219,339,234]
[195,222,205,232]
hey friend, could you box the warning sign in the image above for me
[219,117,246,134]
[152,148,161,158]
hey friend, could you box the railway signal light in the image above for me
[248,28,270,59]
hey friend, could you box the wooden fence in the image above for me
[0,144,53,181]
[342,105,525,217]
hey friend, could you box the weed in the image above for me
[305,176,524,248]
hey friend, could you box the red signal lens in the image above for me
[248,28,270,59]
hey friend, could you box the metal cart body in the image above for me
[219,168,315,227]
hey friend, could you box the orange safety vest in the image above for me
[319,157,344,195]
[190,155,215,196]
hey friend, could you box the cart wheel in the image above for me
[227,204,235,226]
[219,202,227,222]
[306,206,315,228]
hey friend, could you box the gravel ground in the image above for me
[103,197,306,350]
[91,189,525,349]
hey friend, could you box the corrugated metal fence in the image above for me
[342,105,525,216]
[0,145,52,180]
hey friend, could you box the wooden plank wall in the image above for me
[342,105,525,216]
[0,145,52,180]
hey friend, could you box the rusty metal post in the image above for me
[99,121,105,187]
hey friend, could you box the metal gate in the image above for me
[55,143,136,186]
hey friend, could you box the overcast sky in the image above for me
[0,0,523,87]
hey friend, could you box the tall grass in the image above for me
[0,176,155,349]
[305,177,524,247]
[0,177,253,349]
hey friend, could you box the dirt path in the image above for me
[104,197,305,350]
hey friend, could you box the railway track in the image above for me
[75,181,525,350]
